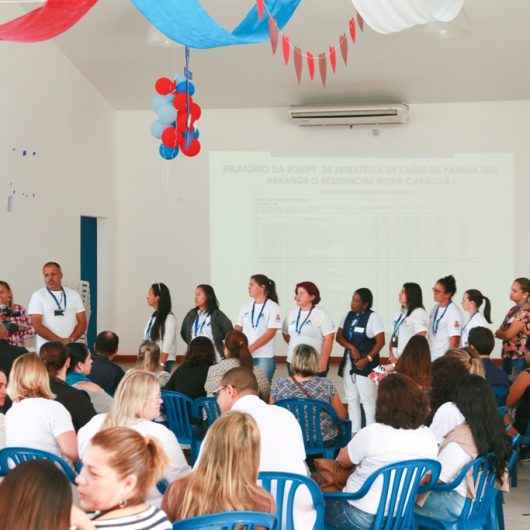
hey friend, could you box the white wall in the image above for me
[114,101,530,354]
[0,32,116,328]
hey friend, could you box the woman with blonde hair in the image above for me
[78,369,190,506]
[444,348,485,378]
[77,426,172,529]
[162,411,274,522]
[5,353,77,462]
[137,341,171,387]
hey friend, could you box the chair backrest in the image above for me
[172,511,277,529]
[162,390,195,445]
[0,447,77,484]
[326,459,441,530]
[259,471,324,530]
[492,385,508,406]
[275,398,345,453]
[194,396,221,427]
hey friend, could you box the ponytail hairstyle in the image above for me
[40,341,69,378]
[65,343,90,373]
[90,427,169,505]
[445,348,485,378]
[137,341,162,374]
[224,330,252,369]
[250,274,279,304]
[402,282,424,316]
[436,275,457,297]
[465,289,492,323]
[149,283,172,342]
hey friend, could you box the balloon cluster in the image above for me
[150,76,202,160]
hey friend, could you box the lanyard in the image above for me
[47,288,66,312]
[145,314,156,339]
[347,314,361,341]
[432,302,451,335]
[193,311,209,336]
[251,300,268,329]
[462,312,479,333]
[295,307,313,335]
[391,312,406,342]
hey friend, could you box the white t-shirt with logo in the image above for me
[460,312,489,348]
[428,302,463,360]
[390,307,429,357]
[283,307,336,363]
[28,287,85,351]
[344,423,438,514]
[237,300,282,358]
[144,313,178,361]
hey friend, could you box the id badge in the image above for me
[54,310,64,316]
[354,326,365,333]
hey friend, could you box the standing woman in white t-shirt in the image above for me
[460,289,492,348]
[283,281,336,375]
[389,282,428,364]
[144,283,177,372]
[428,275,463,361]
[235,274,282,382]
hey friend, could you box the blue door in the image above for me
[80,216,97,348]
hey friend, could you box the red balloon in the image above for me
[172,93,190,111]
[155,77,175,96]
[161,127,179,148]
[181,139,201,157]
[176,102,201,133]
[190,102,202,121]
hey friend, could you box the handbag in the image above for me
[312,458,352,492]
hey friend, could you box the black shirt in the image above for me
[0,340,27,378]
[88,354,125,396]
[50,378,96,432]
[164,362,210,398]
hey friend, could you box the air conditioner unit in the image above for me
[288,104,409,127]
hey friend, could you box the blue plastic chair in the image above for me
[414,456,498,530]
[194,396,221,427]
[324,459,440,530]
[172,511,278,529]
[259,471,325,530]
[0,447,77,484]
[492,386,508,407]
[275,398,352,459]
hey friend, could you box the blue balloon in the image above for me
[193,128,200,139]
[159,144,178,160]
[150,120,165,139]
[176,81,195,95]
[157,104,177,125]
[152,94,172,112]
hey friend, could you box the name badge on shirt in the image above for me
[354,326,365,333]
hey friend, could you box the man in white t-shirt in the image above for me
[214,367,315,530]
[28,262,87,352]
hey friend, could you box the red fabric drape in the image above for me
[0,0,98,43]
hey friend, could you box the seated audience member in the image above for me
[78,370,190,506]
[507,339,530,445]
[0,280,34,347]
[40,341,96,431]
[5,353,77,462]
[270,343,346,441]
[76,426,172,529]
[89,330,124,396]
[164,337,216,398]
[0,460,93,530]
[468,327,510,390]
[163,411,274,522]
[204,330,270,400]
[0,370,7,447]
[394,335,432,391]
[326,374,437,529]
[429,356,469,427]
[416,374,510,520]
[0,321,27,378]
[213,367,313,530]
[137,341,171,387]
[445,347,485,377]
[66,343,113,413]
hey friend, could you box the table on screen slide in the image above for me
[210,152,514,355]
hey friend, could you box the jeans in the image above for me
[415,490,466,521]
[343,358,377,433]
[325,499,375,529]
[253,357,276,382]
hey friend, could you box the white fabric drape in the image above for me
[351,0,464,33]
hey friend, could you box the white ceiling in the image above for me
[35,0,530,108]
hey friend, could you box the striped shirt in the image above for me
[91,506,172,530]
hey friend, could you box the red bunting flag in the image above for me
[282,34,290,65]
[349,17,357,43]
[339,34,348,65]
[329,46,337,73]
[307,52,315,80]
[268,16,279,53]
[294,47,303,84]
[318,53,327,86]
[356,12,365,31]
[256,0,265,19]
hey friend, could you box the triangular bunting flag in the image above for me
[268,16,279,53]
[256,0,265,19]
[349,17,357,43]
[307,52,315,80]
[282,34,290,64]
[294,47,303,84]
[318,53,327,86]
[339,34,348,65]
[329,46,337,73]
[356,12,365,31]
